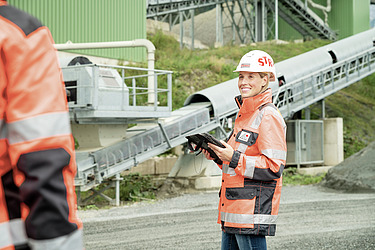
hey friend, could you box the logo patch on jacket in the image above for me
[238,131,251,141]
[235,129,258,146]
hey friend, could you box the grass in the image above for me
[78,173,157,208]
[148,30,332,110]
[283,168,326,186]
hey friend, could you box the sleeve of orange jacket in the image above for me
[233,109,287,181]
[2,5,82,243]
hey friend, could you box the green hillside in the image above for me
[147,31,375,158]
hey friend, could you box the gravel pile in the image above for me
[321,141,375,192]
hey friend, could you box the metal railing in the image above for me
[75,103,214,191]
[147,0,225,18]
[61,63,173,121]
[98,64,173,110]
[274,47,375,118]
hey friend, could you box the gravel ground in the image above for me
[79,185,375,249]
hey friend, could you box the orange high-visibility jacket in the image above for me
[0,1,82,249]
[218,88,287,236]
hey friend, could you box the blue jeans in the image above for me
[221,231,267,250]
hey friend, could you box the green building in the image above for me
[8,0,371,60]
[279,0,370,41]
[8,0,147,62]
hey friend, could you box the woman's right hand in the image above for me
[202,149,214,161]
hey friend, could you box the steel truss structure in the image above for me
[147,0,336,49]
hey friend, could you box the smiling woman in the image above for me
[238,72,268,98]
[202,50,287,250]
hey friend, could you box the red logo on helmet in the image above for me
[258,57,273,67]
[241,63,250,68]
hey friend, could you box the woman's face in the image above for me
[238,71,267,98]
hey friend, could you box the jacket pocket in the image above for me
[223,187,257,223]
[258,184,276,214]
[225,187,256,200]
[244,179,277,214]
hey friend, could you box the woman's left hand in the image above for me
[208,140,234,163]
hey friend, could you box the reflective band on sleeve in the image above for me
[28,229,83,250]
[0,221,13,249]
[251,104,286,131]
[0,119,7,139]
[244,156,256,178]
[267,107,287,133]
[250,109,265,129]
[237,143,247,153]
[9,218,27,246]
[221,212,278,225]
[261,149,287,161]
[8,112,71,145]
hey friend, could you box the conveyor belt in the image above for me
[74,28,375,191]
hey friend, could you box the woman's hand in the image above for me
[202,149,214,161]
[208,140,234,163]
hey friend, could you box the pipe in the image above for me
[307,0,331,12]
[307,0,331,24]
[275,0,278,41]
[54,39,156,104]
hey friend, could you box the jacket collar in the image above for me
[234,88,273,113]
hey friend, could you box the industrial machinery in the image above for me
[56,28,375,204]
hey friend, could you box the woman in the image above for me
[203,50,287,250]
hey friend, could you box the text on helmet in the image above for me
[258,57,274,67]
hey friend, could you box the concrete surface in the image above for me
[297,166,332,176]
[324,118,344,166]
[79,185,375,249]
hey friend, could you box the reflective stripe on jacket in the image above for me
[217,88,287,236]
[0,2,83,249]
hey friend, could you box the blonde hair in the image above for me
[258,72,270,92]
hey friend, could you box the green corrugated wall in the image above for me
[8,0,146,62]
[278,0,370,41]
[7,0,371,50]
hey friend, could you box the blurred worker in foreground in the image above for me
[203,50,287,249]
[0,1,83,249]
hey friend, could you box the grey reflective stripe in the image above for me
[237,143,247,153]
[223,163,229,173]
[0,119,7,140]
[221,212,278,225]
[0,221,12,248]
[8,112,71,145]
[251,105,286,130]
[28,229,83,250]
[10,218,27,246]
[262,149,287,161]
[222,163,236,176]
[250,109,265,129]
[244,156,256,178]
[267,106,287,132]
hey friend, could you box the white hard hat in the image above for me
[234,50,276,82]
